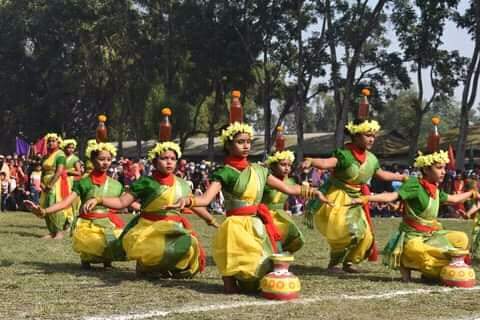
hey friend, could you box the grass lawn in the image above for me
[0,212,479,320]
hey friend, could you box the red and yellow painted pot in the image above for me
[440,250,476,288]
[260,254,301,300]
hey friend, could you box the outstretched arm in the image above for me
[82,192,136,213]
[191,207,220,228]
[302,157,338,170]
[352,192,400,205]
[445,190,475,204]
[375,169,407,182]
[24,192,78,217]
[164,181,222,209]
[267,174,330,204]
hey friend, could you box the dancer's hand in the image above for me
[316,191,333,207]
[207,218,220,228]
[82,198,98,213]
[162,197,189,210]
[348,196,369,206]
[23,200,44,218]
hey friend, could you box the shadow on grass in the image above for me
[290,264,400,283]
[21,260,227,294]
[0,230,43,238]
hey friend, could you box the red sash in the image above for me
[79,211,125,229]
[226,204,282,253]
[403,216,440,233]
[59,169,70,199]
[140,213,206,272]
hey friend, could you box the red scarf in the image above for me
[152,171,174,186]
[419,178,437,198]
[224,155,249,171]
[345,143,367,164]
[90,170,107,185]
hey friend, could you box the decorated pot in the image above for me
[440,250,476,288]
[260,254,301,300]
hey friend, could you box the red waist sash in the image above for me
[79,211,125,229]
[139,213,206,272]
[403,216,440,233]
[226,204,282,253]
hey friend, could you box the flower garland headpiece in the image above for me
[265,150,295,166]
[85,140,117,158]
[345,120,381,135]
[45,133,63,144]
[220,122,253,145]
[148,141,182,161]
[61,139,77,150]
[414,150,449,168]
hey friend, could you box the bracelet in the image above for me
[471,190,478,201]
[300,183,317,200]
[95,196,103,205]
[359,196,369,205]
[186,195,196,208]
[304,157,313,168]
[40,208,47,217]
[207,217,218,226]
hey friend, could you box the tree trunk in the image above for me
[263,93,272,157]
[295,0,305,160]
[207,79,223,162]
[408,104,423,161]
[456,104,470,169]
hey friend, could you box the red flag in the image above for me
[33,137,47,156]
[447,144,456,170]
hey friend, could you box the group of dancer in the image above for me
[24,92,480,295]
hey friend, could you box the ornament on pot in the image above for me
[260,254,301,300]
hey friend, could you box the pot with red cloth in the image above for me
[260,254,301,300]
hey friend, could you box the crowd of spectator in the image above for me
[0,152,479,219]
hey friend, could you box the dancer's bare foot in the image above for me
[326,265,344,274]
[41,233,54,239]
[53,231,64,240]
[342,263,365,273]
[223,276,240,294]
[400,266,411,282]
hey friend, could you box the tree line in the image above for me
[0,0,479,168]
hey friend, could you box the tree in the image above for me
[455,0,480,169]
[391,0,463,160]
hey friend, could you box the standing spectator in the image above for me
[0,172,8,211]
[29,163,42,204]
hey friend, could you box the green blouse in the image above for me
[262,177,295,211]
[72,176,124,213]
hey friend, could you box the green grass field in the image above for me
[1,212,479,320]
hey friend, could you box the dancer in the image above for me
[358,150,474,282]
[61,138,82,220]
[26,141,126,268]
[262,127,304,253]
[303,89,406,273]
[39,133,73,239]
[168,91,329,293]
[83,108,217,278]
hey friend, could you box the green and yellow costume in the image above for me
[262,177,304,253]
[211,164,281,289]
[40,149,73,233]
[65,154,81,216]
[309,148,379,266]
[121,175,205,277]
[72,173,125,263]
[383,177,469,278]
[471,214,480,262]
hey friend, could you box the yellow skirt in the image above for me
[122,217,201,275]
[402,231,469,278]
[314,186,373,264]
[270,209,304,253]
[213,215,272,281]
[72,219,122,262]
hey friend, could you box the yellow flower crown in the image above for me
[148,141,182,161]
[45,133,63,144]
[220,122,253,145]
[345,120,381,135]
[414,150,450,168]
[85,141,117,158]
[60,139,77,150]
[265,150,295,166]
